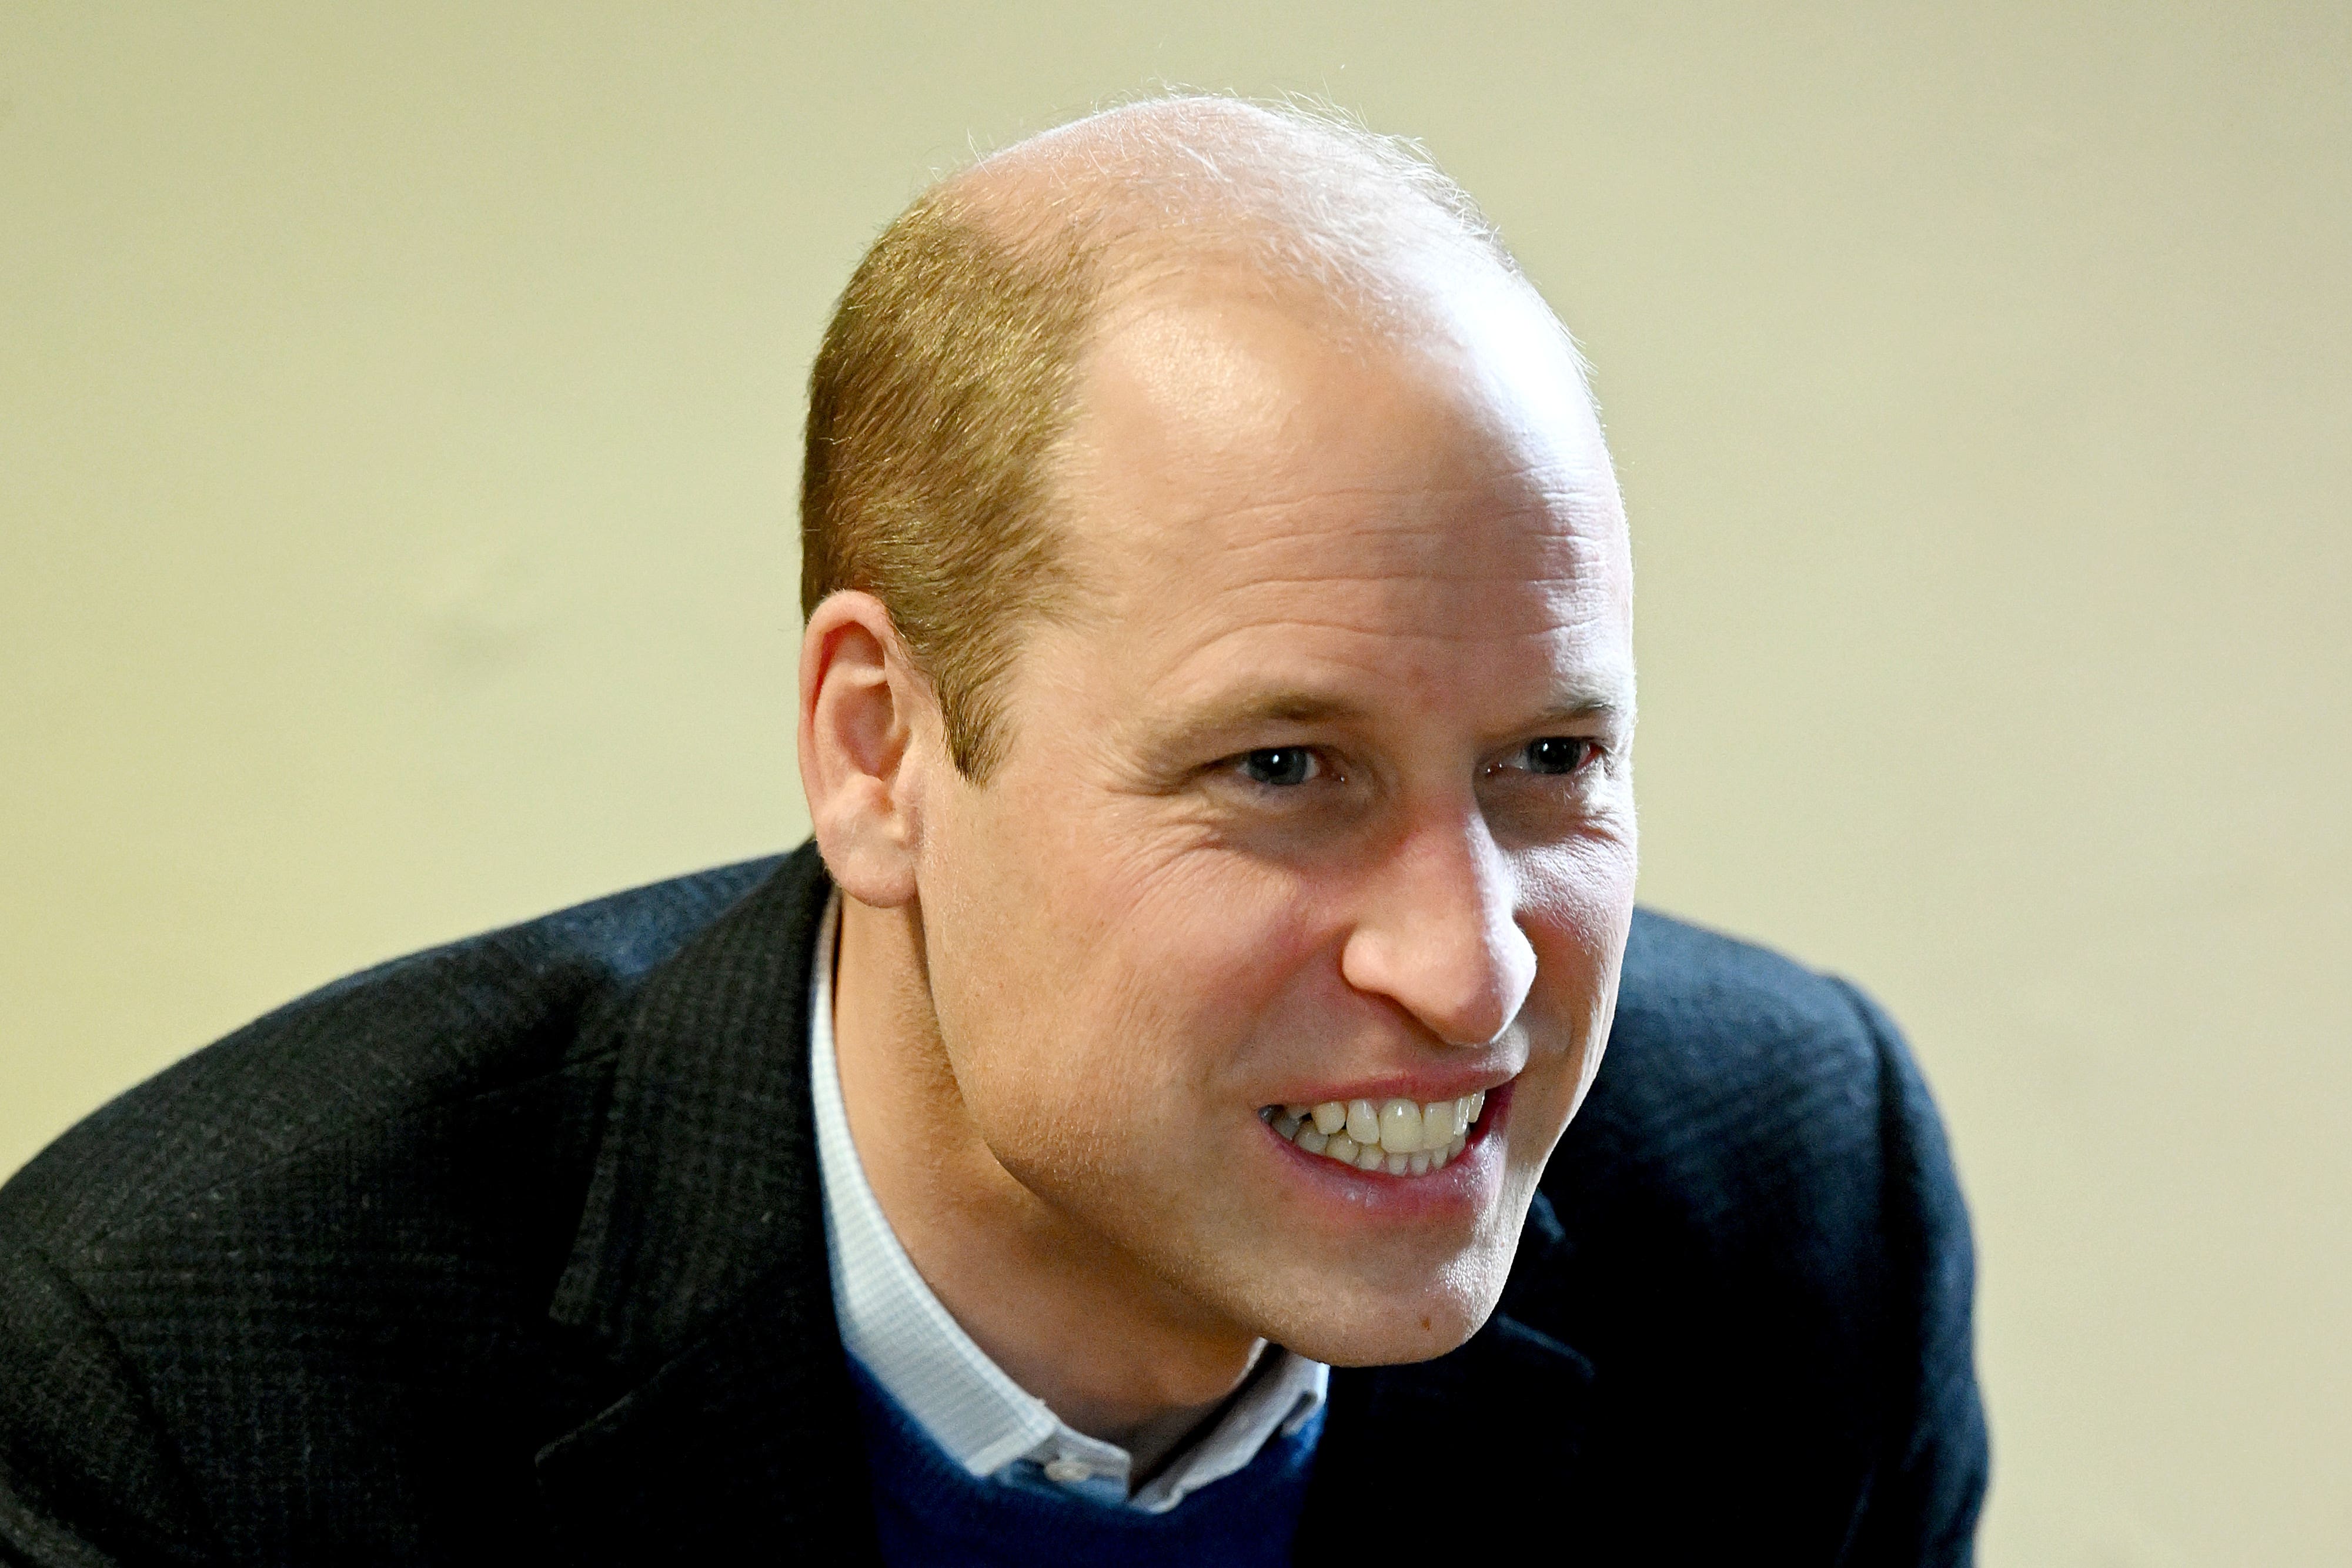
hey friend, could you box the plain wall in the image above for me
[3,4,2345,1561]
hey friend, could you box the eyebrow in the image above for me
[1131,684,1633,765]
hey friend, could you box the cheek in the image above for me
[1516,837,1640,1110]
[920,795,1331,1141]
[1522,830,1639,991]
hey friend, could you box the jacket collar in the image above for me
[529,842,1597,1557]
[535,845,876,1559]
[546,844,833,1362]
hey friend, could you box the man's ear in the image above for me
[797,590,936,908]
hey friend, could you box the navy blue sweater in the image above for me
[850,1359,1323,1567]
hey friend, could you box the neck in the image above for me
[831,894,1264,1466]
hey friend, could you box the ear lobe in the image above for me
[798,591,930,908]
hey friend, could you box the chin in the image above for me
[1245,1254,1509,1369]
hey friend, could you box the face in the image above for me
[907,266,1637,1366]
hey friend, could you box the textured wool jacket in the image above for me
[0,844,1986,1565]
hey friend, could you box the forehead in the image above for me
[1044,272,1630,713]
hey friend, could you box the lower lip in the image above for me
[1265,1081,1514,1214]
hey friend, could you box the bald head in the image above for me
[948,98,1528,325]
[800,95,1579,778]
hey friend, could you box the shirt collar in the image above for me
[807,891,1328,1512]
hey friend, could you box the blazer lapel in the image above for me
[533,1276,876,1563]
[533,846,880,1562]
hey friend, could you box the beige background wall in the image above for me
[4,4,2345,1560]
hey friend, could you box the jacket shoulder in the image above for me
[1541,904,1939,1285]
[1515,907,1984,1561]
[1595,905,1890,1178]
[0,857,784,1257]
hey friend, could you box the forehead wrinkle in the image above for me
[1057,519,1622,652]
[1125,478,1617,521]
[1105,590,1632,723]
[1124,539,1625,621]
[1105,482,1622,557]
[1142,577,1623,626]
[1201,507,1618,555]
[1174,612,1627,659]
[1112,513,1629,636]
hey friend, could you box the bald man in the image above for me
[0,99,1986,1566]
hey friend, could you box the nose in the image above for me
[1338,811,1536,1047]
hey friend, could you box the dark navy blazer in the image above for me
[0,844,1986,1564]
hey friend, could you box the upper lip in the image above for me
[1263,1069,1515,1107]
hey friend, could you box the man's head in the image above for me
[800,96,1532,781]
[799,97,1636,1372]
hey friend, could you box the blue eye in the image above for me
[1523,737,1592,775]
[1240,748,1317,787]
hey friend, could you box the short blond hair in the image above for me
[799,95,1525,780]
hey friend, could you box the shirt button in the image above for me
[1043,1457,1093,1484]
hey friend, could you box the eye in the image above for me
[1516,737,1596,776]
[1237,747,1321,787]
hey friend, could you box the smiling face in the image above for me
[899,265,1637,1366]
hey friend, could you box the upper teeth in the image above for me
[1261,1091,1488,1177]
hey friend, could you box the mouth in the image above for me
[1256,1086,1496,1178]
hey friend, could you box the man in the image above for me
[0,98,1986,1564]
